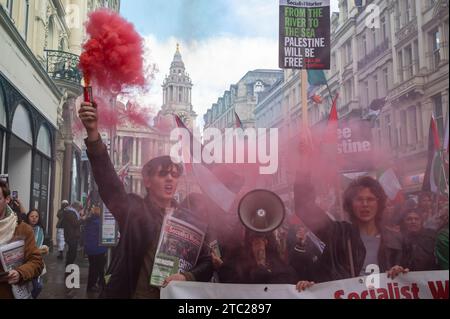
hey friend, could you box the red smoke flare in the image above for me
[79,9,146,93]
[123,101,152,128]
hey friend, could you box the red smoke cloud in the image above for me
[79,9,146,93]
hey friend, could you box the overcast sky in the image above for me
[121,0,339,129]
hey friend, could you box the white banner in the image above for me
[161,271,449,299]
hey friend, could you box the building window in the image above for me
[404,45,413,79]
[363,81,369,107]
[373,75,379,98]
[433,94,444,140]
[413,40,419,75]
[431,30,441,70]
[331,52,336,71]
[398,50,404,82]
[385,114,393,148]
[341,0,348,21]
[344,79,353,104]
[383,68,389,94]
[400,110,408,146]
[362,34,367,56]
[343,40,352,66]
[381,16,387,41]
[407,106,418,145]
[32,154,51,232]
[5,0,13,16]
[405,0,412,24]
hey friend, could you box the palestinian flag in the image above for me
[307,70,327,104]
[423,116,449,195]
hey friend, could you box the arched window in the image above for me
[47,17,55,49]
[37,125,52,157]
[12,103,33,145]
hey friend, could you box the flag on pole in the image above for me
[365,97,387,121]
[235,111,243,129]
[174,115,243,212]
[378,168,405,204]
[307,70,328,104]
[307,70,328,86]
[117,161,130,186]
[323,93,339,142]
[422,116,447,194]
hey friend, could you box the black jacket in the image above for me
[294,174,403,282]
[287,231,323,282]
[218,250,298,284]
[62,207,81,242]
[402,228,439,271]
[86,137,212,299]
[56,208,65,229]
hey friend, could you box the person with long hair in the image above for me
[295,174,408,282]
[25,209,48,298]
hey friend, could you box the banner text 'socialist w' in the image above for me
[279,0,331,69]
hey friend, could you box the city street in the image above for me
[39,249,94,299]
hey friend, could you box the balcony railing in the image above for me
[45,50,82,86]
[358,39,389,69]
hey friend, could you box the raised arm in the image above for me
[293,172,334,244]
[79,102,129,227]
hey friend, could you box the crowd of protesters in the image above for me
[0,100,447,299]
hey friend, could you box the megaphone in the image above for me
[238,190,285,233]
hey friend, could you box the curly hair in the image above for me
[343,176,387,225]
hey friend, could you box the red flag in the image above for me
[319,93,340,187]
[235,111,244,129]
[323,93,339,143]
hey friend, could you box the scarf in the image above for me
[0,206,18,245]
[33,226,45,248]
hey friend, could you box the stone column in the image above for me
[439,23,449,63]
[415,0,426,73]
[132,138,137,166]
[137,138,142,166]
[390,3,400,85]
[118,136,123,166]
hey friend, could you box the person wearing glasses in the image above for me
[78,102,212,299]
[294,172,408,283]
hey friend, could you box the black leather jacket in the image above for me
[294,174,403,282]
[86,137,212,299]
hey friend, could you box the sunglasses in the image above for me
[157,169,181,179]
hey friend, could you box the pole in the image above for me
[301,70,309,129]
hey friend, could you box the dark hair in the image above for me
[0,180,10,199]
[401,208,422,220]
[26,209,44,228]
[142,156,183,179]
[343,176,387,225]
